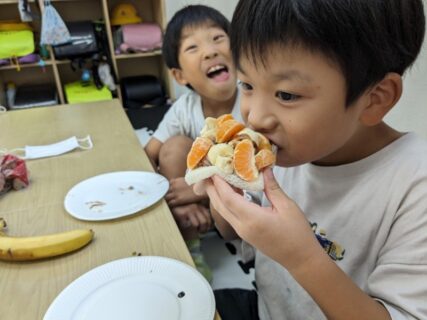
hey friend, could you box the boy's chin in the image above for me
[216,87,237,100]
[205,83,236,98]
[274,151,303,168]
[217,81,235,90]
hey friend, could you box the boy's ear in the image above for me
[171,68,189,86]
[359,73,402,126]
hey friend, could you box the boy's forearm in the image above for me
[210,203,239,240]
[284,248,391,320]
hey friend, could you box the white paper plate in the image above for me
[44,256,215,320]
[64,171,169,221]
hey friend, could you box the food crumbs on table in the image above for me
[178,291,185,298]
[85,201,106,210]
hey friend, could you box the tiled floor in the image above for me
[135,128,153,147]
[201,231,255,290]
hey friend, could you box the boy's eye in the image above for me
[238,81,253,91]
[213,34,225,41]
[276,91,299,101]
[184,45,197,52]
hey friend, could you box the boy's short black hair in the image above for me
[163,5,230,69]
[231,0,425,106]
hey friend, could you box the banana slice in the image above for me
[235,128,261,146]
[207,143,234,174]
[200,117,218,141]
[215,155,233,174]
[207,142,232,161]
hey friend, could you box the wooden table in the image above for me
[0,100,217,319]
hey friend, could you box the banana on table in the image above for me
[0,218,94,261]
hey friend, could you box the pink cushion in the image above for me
[120,23,162,53]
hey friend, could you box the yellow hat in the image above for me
[0,21,32,31]
[110,4,142,26]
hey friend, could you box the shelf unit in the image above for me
[0,0,173,108]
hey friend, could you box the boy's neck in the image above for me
[200,90,237,118]
[313,122,404,166]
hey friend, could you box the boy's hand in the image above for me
[206,168,322,272]
[165,177,207,207]
[171,203,212,234]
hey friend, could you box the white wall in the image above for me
[384,13,427,139]
[165,0,427,139]
[165,0,237,22]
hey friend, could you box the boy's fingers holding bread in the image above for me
[205,177,240,227]
[264,168,290,202]
[193,179,210,196]
[211,175,261,221]
[205,178,227,213]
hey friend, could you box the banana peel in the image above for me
[0,218,94,261]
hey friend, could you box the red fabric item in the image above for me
[0,155,29,194]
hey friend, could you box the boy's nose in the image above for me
[204,51,218,60]
[246,100,276,132]
[203,44,219,60]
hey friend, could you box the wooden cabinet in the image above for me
[0,0,172,108]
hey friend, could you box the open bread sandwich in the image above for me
[184,114,276,191]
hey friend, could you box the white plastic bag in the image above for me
[40,0,71,46]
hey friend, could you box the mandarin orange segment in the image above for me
[187,137,213,170]
[216,119,245,143]
[233,139,258,181]
[257,133,272,150]
[216,114,234,126]
[255,149,276,170]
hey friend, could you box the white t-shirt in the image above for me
[244,133,427,320]
[152,90,241,143]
